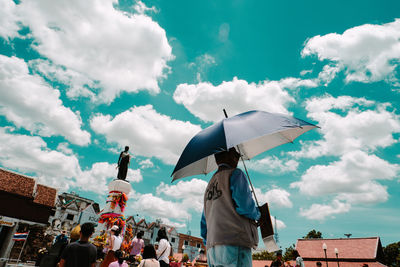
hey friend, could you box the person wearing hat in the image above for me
[101,225,122,267]
[201,148,260,267]
[271,251,284,267]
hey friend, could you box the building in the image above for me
[178,233,206,261]
[0,168,57,262]
[296,237,387,266]
[46,192,100,237]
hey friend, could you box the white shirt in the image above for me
[296,256,305,267]
[138,259,160,267]
[112,235,122,251]
[156,239,170,263]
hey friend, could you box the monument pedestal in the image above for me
[97,179,132,234]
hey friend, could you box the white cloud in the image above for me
[0,127,142,194]
[0,55,91,145]
[299,200,351,220]
[57,142,73,155]
[254,188,293,208]
[271,216,286,231]
[139,159,154,169]
[303,19,400,85]
[247,156,299,174]
[291,150,398,198]
[0,0,20,39]
[291,95,400,158]
[10,0,173,103]
[0,127,80,189]
[174,77,317,122]
[157,178,208,212]
[29,59,97,100]
[130,193,190,221]
[90,105,202,165]
[133,0,158,14]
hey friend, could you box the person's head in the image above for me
[61,230,66,236]
[124,146,129,152]
[214,147,240,168]
[137,231,143,239]
[110,225,120,236]
[80,223,95,239]
[293,249,300,258]
[199,249,205,255]
[115,250,124,264]
[143,244,157,259]
[154,242,159,250]
[362,264,369,267]
[156,227,168,241]
[276,250,282,260]
[316,262,322,267]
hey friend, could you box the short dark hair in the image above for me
[137,231,143,239]
[156,227,168,241]
[80,223,95,237]
[143,244,157,259]
[214,147,240,164]
[316,262,322,266]
[125,146,129,151]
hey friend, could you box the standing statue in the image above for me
[117,146,130,180]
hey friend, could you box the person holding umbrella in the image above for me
[201,147,260,267]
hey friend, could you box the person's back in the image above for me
[59,223,97,267]
[61,241,97,267]
[139,244,160,267]
[130,232,144,256]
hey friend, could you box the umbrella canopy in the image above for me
[172,110,318,182]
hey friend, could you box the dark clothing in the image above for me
[270,259,283,267]
[159,260,169,267]
[55,234,68,245]
[117,151,130,180]
[61,241,97,267]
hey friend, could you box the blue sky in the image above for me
[1,0,399,250]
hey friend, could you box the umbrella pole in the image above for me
[238,150,260,207]
[223,109,260,207]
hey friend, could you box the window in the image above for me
[171,238,175,243]
[197,243,201,248]
[151,233,153,238]
[50,210,56,216]
[66,214,74,220]
[184,240,189,246]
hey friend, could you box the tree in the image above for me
[383,242,400,266]
[303,229,322,239]
[252,250,275,260]
[283,244,296,261]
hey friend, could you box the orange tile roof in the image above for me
[0,168,35,198]
[296,237,380,260]
[304,260,387,267]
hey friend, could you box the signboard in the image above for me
[0,216,15,227]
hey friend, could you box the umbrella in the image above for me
[172,110,318,182]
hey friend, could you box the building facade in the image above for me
[0,168,57,262]
[46,192,100,238]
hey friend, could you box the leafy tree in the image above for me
[303,229,322,239]
[283,244,296,261]
[252,250,275,260]
[383,242,400,266]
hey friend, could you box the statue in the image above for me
[117,146,130,180]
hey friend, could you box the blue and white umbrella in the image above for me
[172,110,318,182]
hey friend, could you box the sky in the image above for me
[1,0,399,250]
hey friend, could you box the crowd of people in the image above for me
[51,223,174,267]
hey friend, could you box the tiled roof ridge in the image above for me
[0,167,36,180]
[298,237,379,240]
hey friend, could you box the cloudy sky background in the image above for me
[1,0,399,249]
